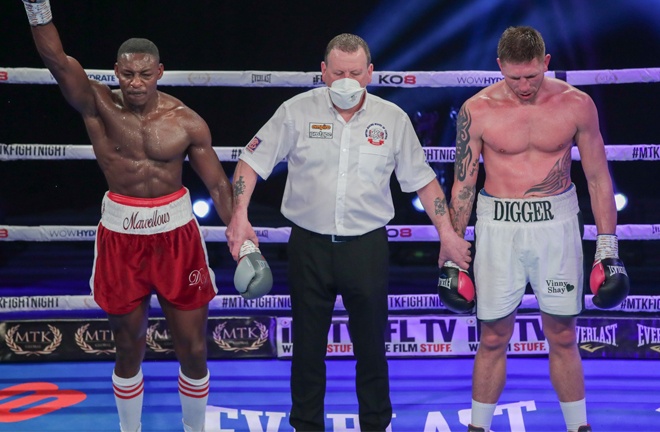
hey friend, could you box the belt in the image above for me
[310,232,362,243]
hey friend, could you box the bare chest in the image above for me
[481,106,577,154]
[98,111,190,162]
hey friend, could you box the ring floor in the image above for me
[1,357,658,431]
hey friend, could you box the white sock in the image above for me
[112,369,144,432]
[471,399,497,431]
[560,399,587,432]
[179,368,210,432]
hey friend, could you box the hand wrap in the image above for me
[22,0,53,26]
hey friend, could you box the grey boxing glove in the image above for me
[234,240,272,299]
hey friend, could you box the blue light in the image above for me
[412,196,425,212]
[193,200,211,218]
[614,193,628,211]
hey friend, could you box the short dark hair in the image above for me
[325,33,371,65]
[117,38,160,62]
[497,26,545,64]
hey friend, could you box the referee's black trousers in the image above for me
[288,225,392,432]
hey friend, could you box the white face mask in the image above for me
[328,78,365,109]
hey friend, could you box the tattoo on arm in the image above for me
[233,176,245,198]
[434,197,447,216]
[524,148,572,196]
[455,105,473,182]
[449,185,475,236]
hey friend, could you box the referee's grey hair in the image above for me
[325,33,371,65]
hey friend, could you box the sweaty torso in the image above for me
[82,84,194,198]
[473,78,581,198]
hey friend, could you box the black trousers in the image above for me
[287,225,392,432]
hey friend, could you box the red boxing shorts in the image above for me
[90,187,217,315]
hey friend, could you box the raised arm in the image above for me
[224,160,260,260]
[21,0,96,115]
[186,114,233,227]
[449,102,482,239]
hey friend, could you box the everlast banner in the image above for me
[0,317,277,362]
[577,317,660,359]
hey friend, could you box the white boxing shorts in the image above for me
[474,185,583,321]
[90,187,217,315]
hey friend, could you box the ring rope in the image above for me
[1,67,659,87]
[0,293,657,313]
[1,224,659,242]
[2,144,660,162]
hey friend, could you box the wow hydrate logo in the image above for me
[0,382,86,423]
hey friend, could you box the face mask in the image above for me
[328,78,365,109]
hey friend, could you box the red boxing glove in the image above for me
[590,235,630,309]
[438,261,475,314]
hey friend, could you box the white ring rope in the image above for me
[1,224,659,242]
[1,67,660,87]
[2,144,660,162]
[1,293,658,313]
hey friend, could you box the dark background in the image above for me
[1,0,659,296]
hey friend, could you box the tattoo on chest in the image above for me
[455,106,473,182]
[524,148,572,196]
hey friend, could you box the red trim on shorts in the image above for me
[107,187,187,208]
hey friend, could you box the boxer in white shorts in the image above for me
[474,185,583,321]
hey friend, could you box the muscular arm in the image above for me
[575,95,616,234]
[27,21,96,115]
[225,160,260,260]
[417,180,471,268]
[186,116,233,226]
[449,102,481,237]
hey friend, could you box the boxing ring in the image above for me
[1,66,660,431]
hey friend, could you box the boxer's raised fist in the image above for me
[22,0,53,27]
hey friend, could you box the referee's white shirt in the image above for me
[239,86,436,236]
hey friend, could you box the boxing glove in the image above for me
[234,240,273,299]
[590,234,629,309]
[438,261,475,314]
[22,0,53,27]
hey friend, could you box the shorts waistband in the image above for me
[477,185,579,224]
[100,187,194,234]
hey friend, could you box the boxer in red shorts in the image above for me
[92,188,217,315]
[21,2,233,430]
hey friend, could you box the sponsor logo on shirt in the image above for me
[365,123,388,146]
[309,123,333,139]
[246,136,262,153]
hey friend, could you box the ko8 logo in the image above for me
[386,227,413,238]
